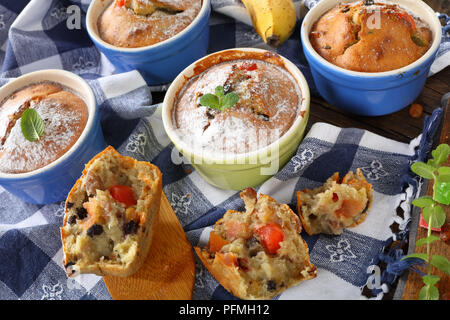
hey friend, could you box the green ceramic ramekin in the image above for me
[162,48,310,190]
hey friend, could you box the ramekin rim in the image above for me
[300,0,443,78]
[86,0,210,53]
[0,69,97,180]
[162,47,311,163]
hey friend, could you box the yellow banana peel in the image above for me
[241,0,297,47]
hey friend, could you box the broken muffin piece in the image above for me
[296,168,372,236]
[60,146,162,277]
[195,188,317,300]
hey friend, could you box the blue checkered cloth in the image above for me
[0,0,448,300]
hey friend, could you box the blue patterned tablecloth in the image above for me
[0,0,448,300]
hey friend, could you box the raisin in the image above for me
[66,202,74,208]
[237,258,249,271]
[362,200,370,213]
[76,207,88,220]
[64,261,75,269]
[87,224,103,237]
[124,220,139,235]
[68,215,77,225]
[258,113,270,122]
[364,0,374,5]
[341,6,350,13]
[332,193,339,202]
[267,280,277,291]
[206,109,215,120]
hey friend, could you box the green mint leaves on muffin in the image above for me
[20,108,45,142]
[199,86,239,111]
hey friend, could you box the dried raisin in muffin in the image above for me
[296,168,372,236]
[310,1,432,72]
[195,188,317,300]
[61,146,162,277]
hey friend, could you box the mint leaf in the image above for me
[215,86,225,98]
[199,93,220,109]
[20,108,44,142]
[411,162,435,180]
[437,174,450,183]
[221,92,239,109]
[419,285,439,300]
[412,196,434,208]
[438,167,450,175]
[432,205,446,229]
[422,205,446,229]
[416,235,441,247]
[422,275,440,286]
[430,255,450,275]
[401,253,428,262]
[431,144,450,167]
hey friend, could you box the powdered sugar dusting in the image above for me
[174,59,303,155]
[0,97,87,174]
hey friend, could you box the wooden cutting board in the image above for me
[103,192,196,300]
[402,101,450,299]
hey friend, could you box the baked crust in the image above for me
[195,188,317,300]
[97,0,201,48]
[310,1,432,72]
[297,168,372,236]
[61,146,162,277]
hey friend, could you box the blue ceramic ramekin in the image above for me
[301,0,442,116]
[0,70,106,204]
[86,0,211,86]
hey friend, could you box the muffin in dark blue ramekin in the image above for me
[0,70,106,204]
[86,0,211,86]
[301,0,442,116]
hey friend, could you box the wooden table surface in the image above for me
[152,0,450,300]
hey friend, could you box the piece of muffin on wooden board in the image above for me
[297,168,373,236]
[195,188,317,300]
[61,146,162,277]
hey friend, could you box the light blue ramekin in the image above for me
[86,0,211,86]
[0,70,106,204]
[301,0,442,116]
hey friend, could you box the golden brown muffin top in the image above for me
[0,82,88,174]
[97,0,202,48]
[310,1,432,72]
[173,59,303,155]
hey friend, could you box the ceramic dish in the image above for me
[162,48,310,190]
[0,69,106,204]
[301,0,442,116]
[86,0,211,86]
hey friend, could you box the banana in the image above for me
[241,0,297,47]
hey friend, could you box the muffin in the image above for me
[173,52,304,155]
[309,0,432,72]
[0,82,88,174]
[61,146,162,277]
[97,0,202,48]
[296,169,373,235]
[195,188,317,300]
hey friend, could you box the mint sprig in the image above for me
[199,86,239,111]
[20,108,45,142]
[401,143,450,300]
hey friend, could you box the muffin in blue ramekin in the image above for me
[0,70,106,204]
[86,0,211,86]
[301,0,442,116]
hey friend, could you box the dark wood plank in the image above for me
[423,0,449,15]
[402,100,450,300]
